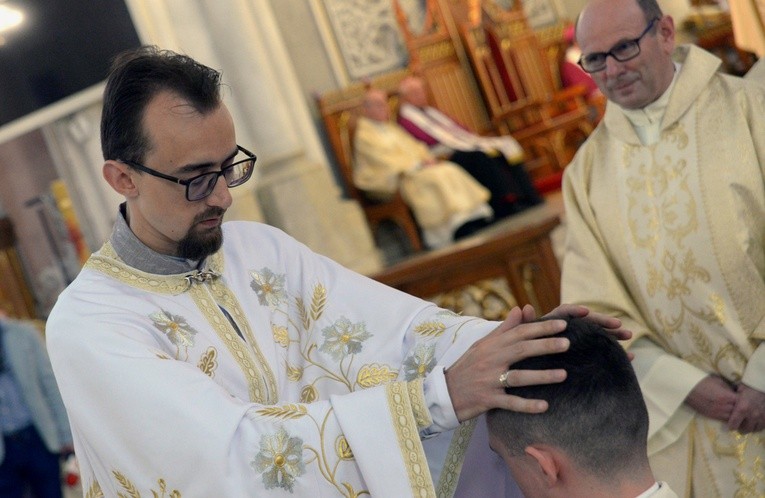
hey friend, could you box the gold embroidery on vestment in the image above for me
[356,363,398,388]
[300,384,318,403]
[414,320,446,337]
[436,419,476,498]
[84,480,103,498]
[407,378,432,430]
[110,471,182,497]
[386,381,436,498]
[197,347,218,377]
[256,404,309,420]
[85,245,277,404]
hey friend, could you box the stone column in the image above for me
[47,0,383,273]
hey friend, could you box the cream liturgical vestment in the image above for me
[562,45,765,497]
[353,117,492,248]
[46,220,499,497]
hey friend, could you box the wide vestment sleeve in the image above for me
[47,221,496,497]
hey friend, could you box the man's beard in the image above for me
[177,208,225,260]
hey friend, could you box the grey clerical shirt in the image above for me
[110,204,201,275]
[109,204,245,340]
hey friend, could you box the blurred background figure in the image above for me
[354,88,493,247]
[0,312,72,498]
[559,22,605,122]
[397,75,543,220]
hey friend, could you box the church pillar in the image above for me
[45,0,383,273]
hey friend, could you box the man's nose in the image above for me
[206,176,233,209]
[604,55,624,77]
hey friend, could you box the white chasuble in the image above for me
[562,45,765,497]
[47,221,496,497]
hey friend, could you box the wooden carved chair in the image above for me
[459,18,567,180]
[536,20,606,124]
[393,0,494,136]
[316,72,424,253]
[481,3,593,175]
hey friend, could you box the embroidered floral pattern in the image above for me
[272,324,290,347]
[150,310,198,359]
[402,343,436,380]
[319,317,372,361]
[250,268,287,308]
[251,427,306,492]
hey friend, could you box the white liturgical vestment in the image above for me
[561,45,765,497]
[46,220,500,497]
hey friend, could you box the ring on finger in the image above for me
[499,370,511,389]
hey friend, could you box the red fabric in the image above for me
[397,114,439,146]
[487,34,520,102]
[560,60,599,98]
[533,171,564,194]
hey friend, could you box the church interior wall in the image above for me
[0,0,711,321]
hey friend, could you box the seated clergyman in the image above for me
[353,88,493,248]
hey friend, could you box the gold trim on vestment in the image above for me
[436,419,476,498]
[407,378,433,430]
[387,381,436,498]
[85,242,277,404]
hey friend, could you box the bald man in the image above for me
[560,0,765,496]
[354,88,492,248]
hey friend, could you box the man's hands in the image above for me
[684,375,736,422]
[684,375,765,434]
[541,303,631,341]
[444,307,569,422]
[729,383,765,433]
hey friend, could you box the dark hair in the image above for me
[486,318,648,480]
[575,0,664,39]
[100,45,223,163]
[637,0,664,23]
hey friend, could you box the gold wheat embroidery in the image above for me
[257,404,309,420]
[311,284,327,322]
[85,480,104,498]
[356,364,398,388]
[113,471,140,498]
[414,321,446,337]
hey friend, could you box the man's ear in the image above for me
[525,444,561,487]
[103,160,138,198]
[657,15,675,52]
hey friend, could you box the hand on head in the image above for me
[444,306,569,422]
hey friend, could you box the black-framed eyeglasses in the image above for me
[120,145,257,201]
[578,18,660,74]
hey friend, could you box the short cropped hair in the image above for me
[637,0,664,23]
[100,45,222,163]
[486,318,648,480]
[575,0,664,39]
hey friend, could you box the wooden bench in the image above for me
[370,204,562,314]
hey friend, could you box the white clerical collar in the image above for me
[620,62,681,128]
[634,481,661,498]
[618,62,681,145]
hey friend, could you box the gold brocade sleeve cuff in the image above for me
[407,378,433,431]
